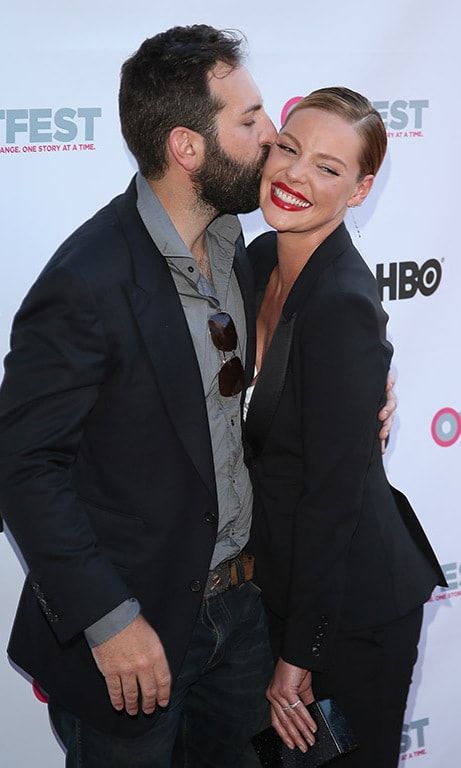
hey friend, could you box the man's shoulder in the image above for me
[42,187,134,285]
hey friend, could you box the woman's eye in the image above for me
[319,165,340,176]
[276,142,296,154]
[243,120,256,127]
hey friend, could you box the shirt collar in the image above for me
[135,172,242,258]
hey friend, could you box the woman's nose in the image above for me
[286,161,307,185]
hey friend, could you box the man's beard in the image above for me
[192,132,269,216]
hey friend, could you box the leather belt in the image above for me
[203,553,255,600]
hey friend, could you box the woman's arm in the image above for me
[267,288,389,749]
[283,290,388,671]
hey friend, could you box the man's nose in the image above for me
[260,113,277,146]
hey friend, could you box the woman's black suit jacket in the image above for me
[245,223,445,672]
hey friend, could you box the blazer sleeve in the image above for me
[0,265,132,645]
[281,290,389,671]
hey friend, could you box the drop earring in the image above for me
[348,205,361,239]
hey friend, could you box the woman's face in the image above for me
[259,107,374,238]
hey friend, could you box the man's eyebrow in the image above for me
[242,103,263,115]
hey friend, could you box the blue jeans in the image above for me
[49,581,272,767]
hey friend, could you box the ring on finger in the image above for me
[281,698,302,711]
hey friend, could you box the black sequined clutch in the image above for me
[252,699,357,767]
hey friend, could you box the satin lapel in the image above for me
[113,180,217,501]
[283,223,352,318]
[233,235,256,388]
[245,223,352,455]
[245,314,296,457]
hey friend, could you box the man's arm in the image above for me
[0,265,170,713]
[84,598,141,648]
[0,266,131,638]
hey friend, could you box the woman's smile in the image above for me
[270,181,312,211]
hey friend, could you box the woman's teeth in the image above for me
[273,186,311,208]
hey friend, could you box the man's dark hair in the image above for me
[119,25,245,179]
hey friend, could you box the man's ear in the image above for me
[347,174,374,208]
[167,127,205,172]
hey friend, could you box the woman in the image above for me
[245,88,446,767]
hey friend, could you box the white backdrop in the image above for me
[1,2,460,765]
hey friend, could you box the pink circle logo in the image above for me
[431,408,461,447]
[280,97,304,127]
[32,679,48,703]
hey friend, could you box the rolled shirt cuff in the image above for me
[84,597,141,648]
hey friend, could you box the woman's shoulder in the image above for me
[328,239,381,306]
[247,229,278,287]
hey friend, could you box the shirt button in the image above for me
[188,266,194,273]
[189,580,202,593]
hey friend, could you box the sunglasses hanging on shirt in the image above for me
[208,311,244,397]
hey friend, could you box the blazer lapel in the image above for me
[233,234,256,388]
[282,223,352,318]
[245,224,352,455]
[245,313,296,457]
[113,180,217,502]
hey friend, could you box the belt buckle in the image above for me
[209,570,225,593]
[205,561,230,599]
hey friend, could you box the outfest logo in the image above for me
[431,408,461,447]
[429,562,461,603]
[0,107,102,155]
[280,98,429,138]
[400,718,430,761]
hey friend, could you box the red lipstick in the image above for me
[270,182,311,211]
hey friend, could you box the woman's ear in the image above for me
[348,174,374,208]
[167,127,205,173]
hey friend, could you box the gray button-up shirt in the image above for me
[85,175,253,647]
[136,173,252,568]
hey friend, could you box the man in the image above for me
[0,24,393,767]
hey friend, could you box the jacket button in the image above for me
[204,513,216,523]
[189,580,202,593]
[312,645,320,656]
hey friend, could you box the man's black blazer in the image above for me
[0,178,256,735]
[245,224,446,672]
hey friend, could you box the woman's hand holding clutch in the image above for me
[266,658,317,753]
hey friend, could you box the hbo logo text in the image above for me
[376,260,442,301]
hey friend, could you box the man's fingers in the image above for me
[153,653,171,707]
[105,674,124,711]
[137,669,158,714]
[90,615,172,714]
[120,673,140,715]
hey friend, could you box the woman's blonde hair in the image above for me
[287,87,387,178]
